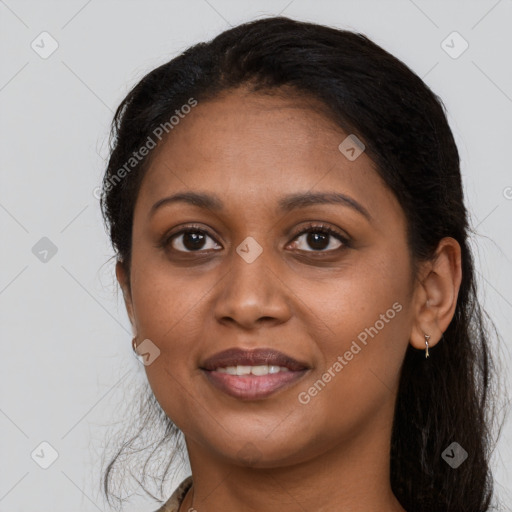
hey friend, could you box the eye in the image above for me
[158,222,350,255]
[161,225,221,253]
[288,222,350,252]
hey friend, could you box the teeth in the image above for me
[215,365,291,375]
[236,365,252,375]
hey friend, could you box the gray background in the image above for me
[1,0,511,510]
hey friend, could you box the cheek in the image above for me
[130,253,209,341]
[299,250,413,396]
[128,259,220,402]
[291,278,411,451]
[305,247,412,342]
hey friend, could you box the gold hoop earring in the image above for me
[424,334,430,359]
[132,337,138,353]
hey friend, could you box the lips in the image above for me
[200,347,309,372]
[200,348,311,400]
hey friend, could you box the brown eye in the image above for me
[163,227,222,253]
[289,223,350,252]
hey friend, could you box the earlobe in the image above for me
[409,237,462,351]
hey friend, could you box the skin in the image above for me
[116,87,462,512]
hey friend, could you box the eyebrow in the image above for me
[150,191,372,221]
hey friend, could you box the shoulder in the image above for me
[153,476,193,512]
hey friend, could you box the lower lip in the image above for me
[201,369,308,400]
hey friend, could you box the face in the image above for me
[118,87,419,468]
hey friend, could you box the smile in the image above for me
[215,364,291,375]
[201,367,309,400]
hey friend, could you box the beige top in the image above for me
[154,476,193,512]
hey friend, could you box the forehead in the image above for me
[136,88,402,227]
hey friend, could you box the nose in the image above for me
[213,244,292,330]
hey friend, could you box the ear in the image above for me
[116,260,136,333]
[410,237,462,350]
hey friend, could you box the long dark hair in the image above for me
[99,16,506,511]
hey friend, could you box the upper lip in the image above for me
[200,348,310,371]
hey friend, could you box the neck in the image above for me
[181,404,405,511]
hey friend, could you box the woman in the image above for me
[100,16,503,512]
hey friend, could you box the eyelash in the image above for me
[158,222,351,255]
[288,222,351,252]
